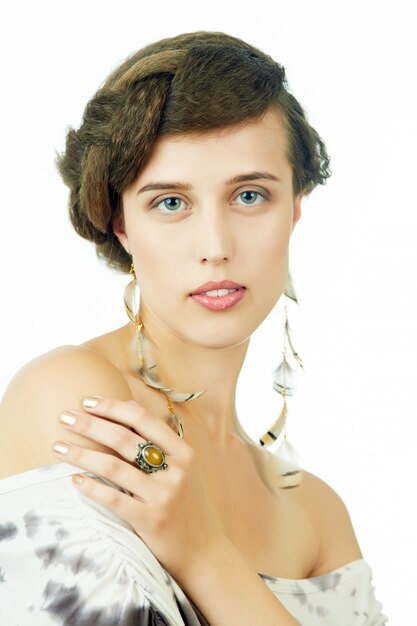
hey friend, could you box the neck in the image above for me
[124,313,251,447]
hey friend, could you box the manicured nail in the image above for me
[59,412,77,426]
[72,474,85,484]
[83,397,99,408]
[53,442,70,455]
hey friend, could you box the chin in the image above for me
[179,320,253,350]
[203,337,249,350]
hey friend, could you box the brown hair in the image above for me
[56,31,331,273]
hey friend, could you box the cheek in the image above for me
[253,215,291,265]
[259,248,289,296]
[250,222,290,301]
[132,232,182,299]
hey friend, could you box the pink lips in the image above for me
[189,280,246,311]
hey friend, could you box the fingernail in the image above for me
[83,397,99,408]
[72,474,85,484]
[53,442,70,455]
[59,412,77,426]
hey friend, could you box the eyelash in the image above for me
[150,190,270,214]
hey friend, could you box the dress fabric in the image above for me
[0,463,389,625]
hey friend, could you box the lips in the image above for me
[189,279,246,312]
[190,280,245,295]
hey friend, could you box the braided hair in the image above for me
[57,31,331,273]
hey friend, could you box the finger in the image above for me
[80,397,183,455]
[59,410,148,465]
[70,472,150,532]
[52,440,163,502]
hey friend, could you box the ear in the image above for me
[112,215,131,255]
[291,193,303,232]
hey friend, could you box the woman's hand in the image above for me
[52,396,227,583]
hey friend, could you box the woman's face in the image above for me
[116,108,302,349]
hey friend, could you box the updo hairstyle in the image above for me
[56,31,331,273]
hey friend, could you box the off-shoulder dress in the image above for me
[0,463,389,625]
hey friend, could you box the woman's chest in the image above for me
[206,463,321,580]
[123,372,321,580]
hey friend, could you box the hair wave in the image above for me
[57,31,331,273]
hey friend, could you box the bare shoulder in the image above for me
[0,345,134,479]
[298,469,364,576]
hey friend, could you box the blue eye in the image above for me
[152,197,186,213]
[236,190,263,205]
[151,189,267,214]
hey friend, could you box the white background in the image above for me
[1,0,416,621]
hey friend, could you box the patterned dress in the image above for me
[0,463,389,625]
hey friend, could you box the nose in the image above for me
[194,207,234,265]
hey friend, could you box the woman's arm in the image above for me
[1,351,299,624]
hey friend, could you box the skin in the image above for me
[49,107,305,623]
[0,105,364,624]
[113,106,302,447]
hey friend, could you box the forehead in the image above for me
[138,108,291,179]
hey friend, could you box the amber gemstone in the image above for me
[144,446,164,467]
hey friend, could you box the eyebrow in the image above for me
[137,171,281,195]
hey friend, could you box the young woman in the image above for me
[0,31,388,625]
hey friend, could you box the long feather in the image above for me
[262,441,303,489]
[272,360,295,396]
[136,327,206,402]
[272,438,303,489]
[166,411,185,438]
[125,278,207,401]
[259,402,287,447]
[285,319,303,369]
[273,438,302,473]
[136,362,206,402]
[124,279,141,323]
[284,272,298,304]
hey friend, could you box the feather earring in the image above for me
[259,272,304,489]
[124,262,205,435]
